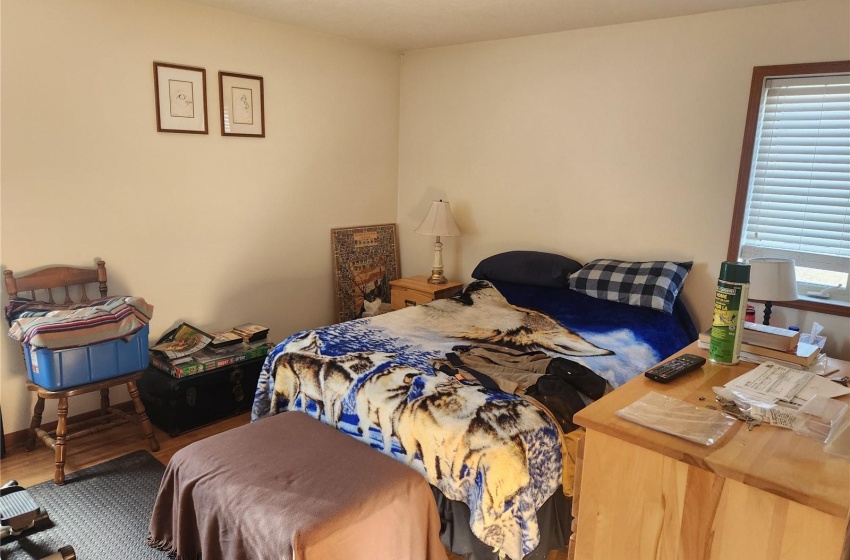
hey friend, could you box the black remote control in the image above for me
[644,354,706,383]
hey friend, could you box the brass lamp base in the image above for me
[427,237,447,284]
[427,270,448,284]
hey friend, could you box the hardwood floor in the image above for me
[0,412,566,560]
[0,412,251,487]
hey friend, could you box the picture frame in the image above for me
[219,71,265,137]
[153,62,208,134]
[331,224,401,322]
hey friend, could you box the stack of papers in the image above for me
[725,361,850,406]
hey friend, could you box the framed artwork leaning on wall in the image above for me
[331,224,401,322]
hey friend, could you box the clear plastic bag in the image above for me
[617,392,736,445]
[792,395,849,443]
[825,413,850,458]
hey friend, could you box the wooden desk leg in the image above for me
[26,397,45,451]
[54,396,68,485]
[127,381,159,452]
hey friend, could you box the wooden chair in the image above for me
[4,260,159,484]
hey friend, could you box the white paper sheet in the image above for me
[725,362,812,402]
[795,374,850,401]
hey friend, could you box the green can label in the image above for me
[709,280,749,364]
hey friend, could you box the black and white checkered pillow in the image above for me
[569,259,692,314]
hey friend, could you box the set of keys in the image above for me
[832,376,850,387]
[712,396,762,431]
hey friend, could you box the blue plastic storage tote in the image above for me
[24,325,150,390]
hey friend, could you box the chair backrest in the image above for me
[3,260,108,304]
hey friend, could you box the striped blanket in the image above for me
[6,296,153,349]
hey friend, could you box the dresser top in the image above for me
[574,343,850,518]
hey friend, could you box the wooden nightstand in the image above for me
[389,276,463,311]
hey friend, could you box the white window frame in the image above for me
[728,61,850,318]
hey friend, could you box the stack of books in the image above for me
[232,323,270,343]
[151,322,272,378]
[209,323,270,348]
[698,322,820,368]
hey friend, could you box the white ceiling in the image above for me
[185,0,793,51]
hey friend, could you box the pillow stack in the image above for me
[471,251,692,315]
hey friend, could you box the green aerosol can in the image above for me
[709,262,751,365]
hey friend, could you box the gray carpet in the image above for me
[1,450,170,560]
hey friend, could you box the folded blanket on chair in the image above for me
[6,296,153,349]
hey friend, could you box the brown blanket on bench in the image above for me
[148,412,447,560]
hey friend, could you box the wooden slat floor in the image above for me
[0,412,251,487]
[0,412,566,560]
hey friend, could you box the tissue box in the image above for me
[24,325,150,391]
[799,332,827,350]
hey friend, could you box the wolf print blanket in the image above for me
[252,281,696,559]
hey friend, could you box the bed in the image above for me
[251,253,697,560]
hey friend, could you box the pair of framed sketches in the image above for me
[153,61,264,137]
[331,224,401,323]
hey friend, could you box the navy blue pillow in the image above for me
[471,251,583,288]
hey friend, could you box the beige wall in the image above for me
[2,0,849,437]
[0,0,400,432]
[398,0,850,359]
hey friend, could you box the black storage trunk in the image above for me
[138,357,265,436]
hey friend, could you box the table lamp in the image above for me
[747,258,798,325]
[415,200,461,284]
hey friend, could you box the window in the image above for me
[728,61,850,317]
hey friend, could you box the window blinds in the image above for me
[740,74,850,273]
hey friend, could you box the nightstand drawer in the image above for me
[391,287,435,310]
[389,276,463,311]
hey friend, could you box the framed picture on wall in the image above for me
[331,224,401,322]
[153,62,208,134]
[219,71,265,137]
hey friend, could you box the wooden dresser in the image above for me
[570,342,850,560]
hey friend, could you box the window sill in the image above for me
[756,296,850,318]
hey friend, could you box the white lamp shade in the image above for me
[415,200,461,237]
[748,258,798,301]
